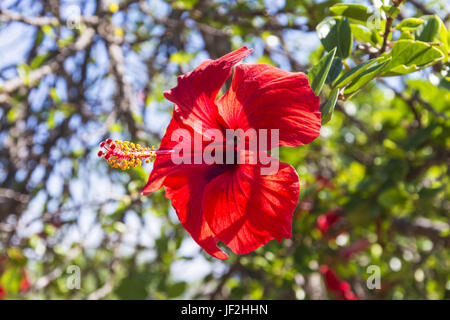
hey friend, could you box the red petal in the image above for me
[142,117,191,194]
[142,115,227,195]
[202,153,299,254]
[217,63,321,148]
[164,166,229,260]
[164,47,253,132]
[142,118,228,259]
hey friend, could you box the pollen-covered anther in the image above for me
[97,139,167,170]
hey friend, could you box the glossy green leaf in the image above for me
[415,16,440,42]
[395,18,424,30]
[344,58,391,98]
[382,40,445,76]
[334,57,383,89]
[325,57,343,84]
[329,4,372,23]
[316,17,352,58]
[351,24,381,46]
[308,47,336,95]
[319,88,339,124]
[415,15,449,59]
[399,30,415,40]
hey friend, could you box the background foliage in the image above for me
[0,0,449,300]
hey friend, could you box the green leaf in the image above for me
[399,30,415,40]
[395,18,424,30]
[308,47,336,95]
[351,24,381,46]
[325,57,343,84]
[382,40,444,76]
[329,4,372,23]
[415,16,440,42]
[319,88,339,124]
[334,57,383,89]
[414,15,449,60]
[316,17,353,58]
[344,58,391,98]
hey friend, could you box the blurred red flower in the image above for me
[315,174,335,190]
[320,265,359,300]
[19,270,30,292]
[0,286,5,300]
[142,47,321,259]
[340,238,371,260]
[317,211,342,235]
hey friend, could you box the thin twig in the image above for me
[379,0,405,55]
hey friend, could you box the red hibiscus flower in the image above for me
[136,47,321,259]
[320,265,359,300]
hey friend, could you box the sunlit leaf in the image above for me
[308,47,336,95]
[382,40,444,76]
[317,17,352,58]
[329,3,372,23]
[319,88,339,124]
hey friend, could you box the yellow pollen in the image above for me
[98,139,161,170]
